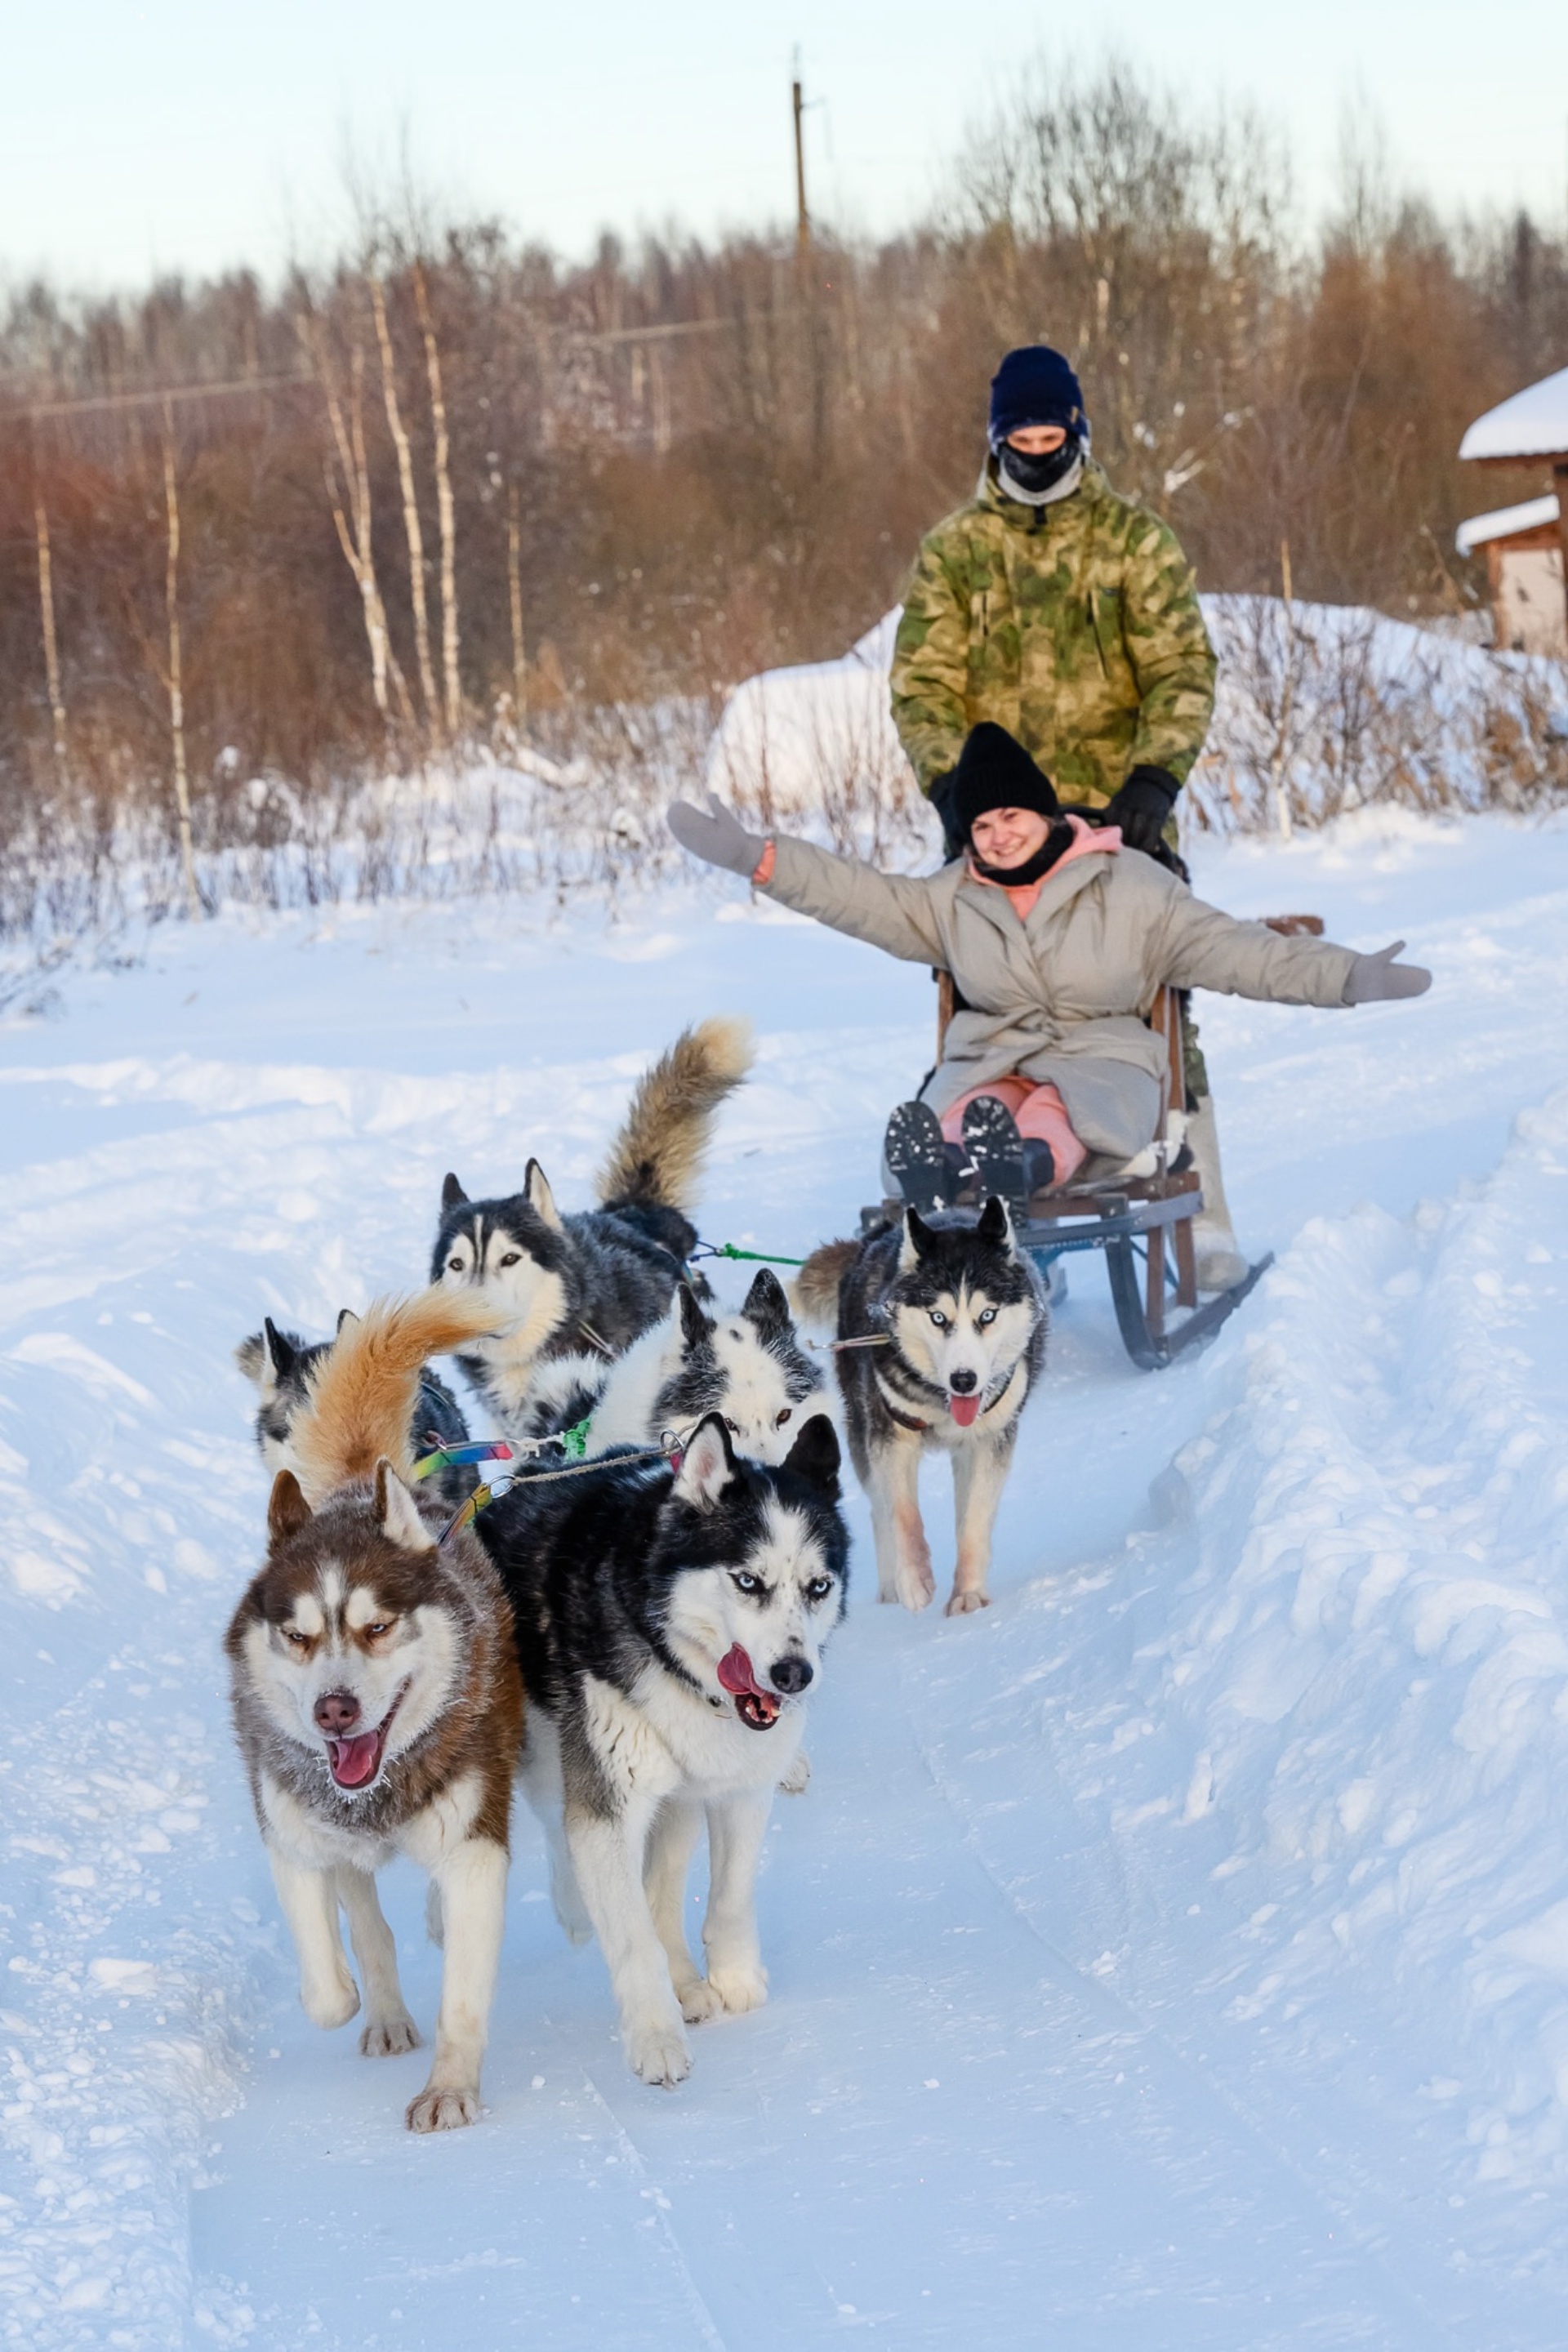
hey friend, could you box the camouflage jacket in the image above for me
[889,459,1217,806]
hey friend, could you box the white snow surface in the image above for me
[1456,492,1561,554]
[8,812,1568,2345]
[1459,366,1568,462]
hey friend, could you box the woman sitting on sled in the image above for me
[668,721,1430,1209]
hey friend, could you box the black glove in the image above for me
[1103,764,1180,857]
[928,771,967,863]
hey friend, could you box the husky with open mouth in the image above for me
[796,1197,1045,1616]
[477,1410,848,2088]
[225,1288,523,2133]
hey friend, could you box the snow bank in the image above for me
[707,596,1568,848]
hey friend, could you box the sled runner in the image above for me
[860,959,1304,1372]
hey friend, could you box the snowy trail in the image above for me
[7,813,1568,2345]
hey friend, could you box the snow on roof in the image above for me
[1459,365,1568,461]
[1455,492,1561,555]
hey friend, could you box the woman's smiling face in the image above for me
[969,806,1052,868]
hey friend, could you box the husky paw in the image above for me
[945,1588,991,1616]
[302,1974,360,2031]
[895,1560,936,1612]
[405,2083,481,2133]
[360,2013,421,2057]
[707,1961,768,2015]
[777,1750,811,1796]
[677,1978,725,2025]
[626,2018,692,2087]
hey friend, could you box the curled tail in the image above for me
[596,1017,754,1215]
[288,1288,502,1503]
[792,1240,862,1329]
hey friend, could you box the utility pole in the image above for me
[792,67,810,257]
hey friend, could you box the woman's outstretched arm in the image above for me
[667,795,947,965]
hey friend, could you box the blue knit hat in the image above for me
[988,345,1088,451]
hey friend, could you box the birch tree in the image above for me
[33,490,69,792]
[370,272,439,731]
[161,403,201,917]
[412,261,462,735]
[301,310,416,730]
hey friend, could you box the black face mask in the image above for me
[996,434,1081,499]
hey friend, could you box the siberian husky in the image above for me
[477,1410,848,2087]
[797,1198,1045,1616]
[515,1266,832,1466]
[235,1312,479,1512]
[433,1017,753,1432]
[225,1289,523,2133]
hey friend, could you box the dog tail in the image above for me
[288,1288,502,1503]
[595,1016,755,1214]
[792,1240,861,1329]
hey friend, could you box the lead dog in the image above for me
[225,1289,523,2132]
[797,1197,1045,1616]
[477,1410,848,2087]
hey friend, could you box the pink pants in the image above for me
[939,1077,1087,1187]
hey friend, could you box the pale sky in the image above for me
[3,0,1566,293]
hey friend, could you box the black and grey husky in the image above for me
[798,1198,1046,1617]
[478,1410,848,2087]
[235,1315,479,1512]
[432,1018,753,1432]
[516,1267,832,1465]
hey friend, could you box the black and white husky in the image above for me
[515,1267,832,1466]
[433,1018,752,1431]
[798,1198,1045,1617]
[478,1411,848,2087]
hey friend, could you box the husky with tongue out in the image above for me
[225,1286,523,2135]
[476,1408,847,2089]
[796,1196,1046,1617]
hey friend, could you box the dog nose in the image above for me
[314,1690,361,1734]
[769,1655,813,1695]
[949,1367,978,1394]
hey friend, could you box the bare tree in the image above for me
[32,488,69,793]
[161,403,200,916]
[370,272,439,730]
[412,261,461,735]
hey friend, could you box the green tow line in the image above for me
[692,1241,808,1267]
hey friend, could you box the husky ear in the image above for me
[677,1282,711,1351]
[742,1266,791,1339]
[373,1459,436,1553]
[670,1412,737,1512]
[335,1306,360,1334]
[976,1194,1014,1250]
[268,1468,313,1546]
[235,1330,268,1388]
[442,1172,469,1212]
[523,1159,564,1233]
[782,1413,840,1499]
[900,1206,934,1268]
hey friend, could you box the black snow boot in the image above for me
[884,1101,951,1214]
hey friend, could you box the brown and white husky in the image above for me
[225,1288,523,2133]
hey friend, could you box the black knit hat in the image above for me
[947,723,1061,840]
[988,345,1088,451]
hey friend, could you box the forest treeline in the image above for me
[2,63,1566,853]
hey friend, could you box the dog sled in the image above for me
[859,933,1320,1371]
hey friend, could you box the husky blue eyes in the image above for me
[806,1576,834,1602]
[929,1309,949,1328]
[730,1569,761,1593]
[978,1307,997,1326]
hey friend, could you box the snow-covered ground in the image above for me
[7,808,1568,2349]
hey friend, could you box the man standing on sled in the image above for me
[888,343,1245,1285]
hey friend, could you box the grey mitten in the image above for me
[1343,940,1432,1004]
[666,792,767,877]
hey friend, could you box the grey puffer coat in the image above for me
[761,833,1359,1159]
